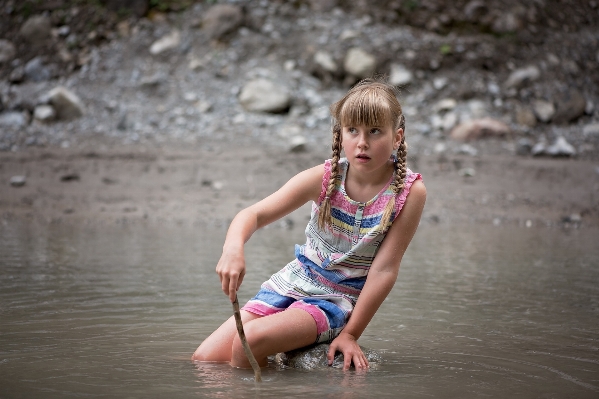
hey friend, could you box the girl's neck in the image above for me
[344,160,395,203]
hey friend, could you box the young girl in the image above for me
[192,79,426,371]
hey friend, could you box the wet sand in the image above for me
[1,139,598,229]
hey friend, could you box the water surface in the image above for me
[1,221,598,398]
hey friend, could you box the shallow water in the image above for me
[1,221,598,398]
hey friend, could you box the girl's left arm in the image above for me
[327,179,426,371]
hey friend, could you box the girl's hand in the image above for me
[215,246,246,303]
[327,332,369,371]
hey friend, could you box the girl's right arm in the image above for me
[216,164,324,302]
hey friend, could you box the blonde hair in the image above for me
[318,79,407,232]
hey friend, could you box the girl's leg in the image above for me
[192,310,263,363]
[230,308,317,368]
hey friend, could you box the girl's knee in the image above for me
[230,322,269,367]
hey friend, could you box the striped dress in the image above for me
[243,157,422,343]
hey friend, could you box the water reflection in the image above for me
[0,221,598,398]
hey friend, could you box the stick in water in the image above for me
[232,296,262,382]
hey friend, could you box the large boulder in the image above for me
[239,79,290,113]
[19,15,52,46]
[552,90,587,124]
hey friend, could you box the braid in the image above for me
[378,131,408,232]
[318,123,342,230]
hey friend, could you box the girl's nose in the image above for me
[357,133,369,149]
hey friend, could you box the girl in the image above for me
[192,79,426,371]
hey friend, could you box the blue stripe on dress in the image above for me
[302,297,347,329]
[296,251,366,290]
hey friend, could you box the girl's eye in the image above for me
[348,127,358,134]
[370,128,381,135]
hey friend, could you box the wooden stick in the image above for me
[232,296,262,382]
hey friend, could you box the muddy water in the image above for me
[1,221,598,398]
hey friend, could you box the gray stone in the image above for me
[10,175,26,187]
[532,99,555,123]
[492,12,521,34]
[238,79,290,113]
[389,64,413,86]
[314,51,337,73]
[531,140,547,156]
[47,86,85,120]
[583,123,599,137]
[275,343,383,370]
[547,136,576,157]
[19,15,52,46]
[505,66,540,89]
[202,4,244,40]
[344,48,376,78]
[288,135,307,153]
[552,90,587,124]
[515,106,536,127]
[149,30,181,55]
[33,105,56,122]
[0,39,16,64]
[0,111,30,128]
[9,66,24,83]
[24,57,52,82]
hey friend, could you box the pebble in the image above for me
[33,105,56,122]
[0,39,16,63]
[288,135,307,153]
[0,111,30,128]
[532,99,555,123]
[10,175,26,187]
[150,30,181,55]
[19,15,51,45]
[505,66,540,89]
[202,4,243,40]
[450,117,510,141]
[583,123,599,137]
[314,50,337,73]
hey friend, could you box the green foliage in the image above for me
[439,44,452,55]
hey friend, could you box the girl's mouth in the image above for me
[356,154,370,160]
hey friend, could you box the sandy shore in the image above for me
[1,139,597,230]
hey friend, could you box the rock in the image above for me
[288,135,307,153]
[202,4,244,40]
[449,117,510,141]
[149,30,181,55]
[433,76,448,90]
[459,167,476,177]
[10,176,26,187]
[515,106,536,127]
[24,56,52,82]
[434,98,457,112]
[33,105,56,122]
[531,139,547,156]
[344,48,376,79]
[238,78,290,113]
[464,1,488,20]
[0,111,30,128]
[562,213,582,224]
[504,66,540,89]
[274,343,383,370]
[389,64,413,86]
[546,136,576,157]
[47,86,85,120]
[532,99,555,123]
[492,12,522,34]
[0,39,16,63]
[552,90,587,124]
[313,50,338,74]
[516,137,533,155]
[9,66,25,83]
[583,123,599,137]
[104,0,149,18]
[19,15,52,46]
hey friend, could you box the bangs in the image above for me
[337,89,395,128]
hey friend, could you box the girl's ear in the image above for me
[394,128,404,148]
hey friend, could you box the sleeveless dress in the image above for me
[242,158,422,343]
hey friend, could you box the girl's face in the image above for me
[341,122,403,175]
